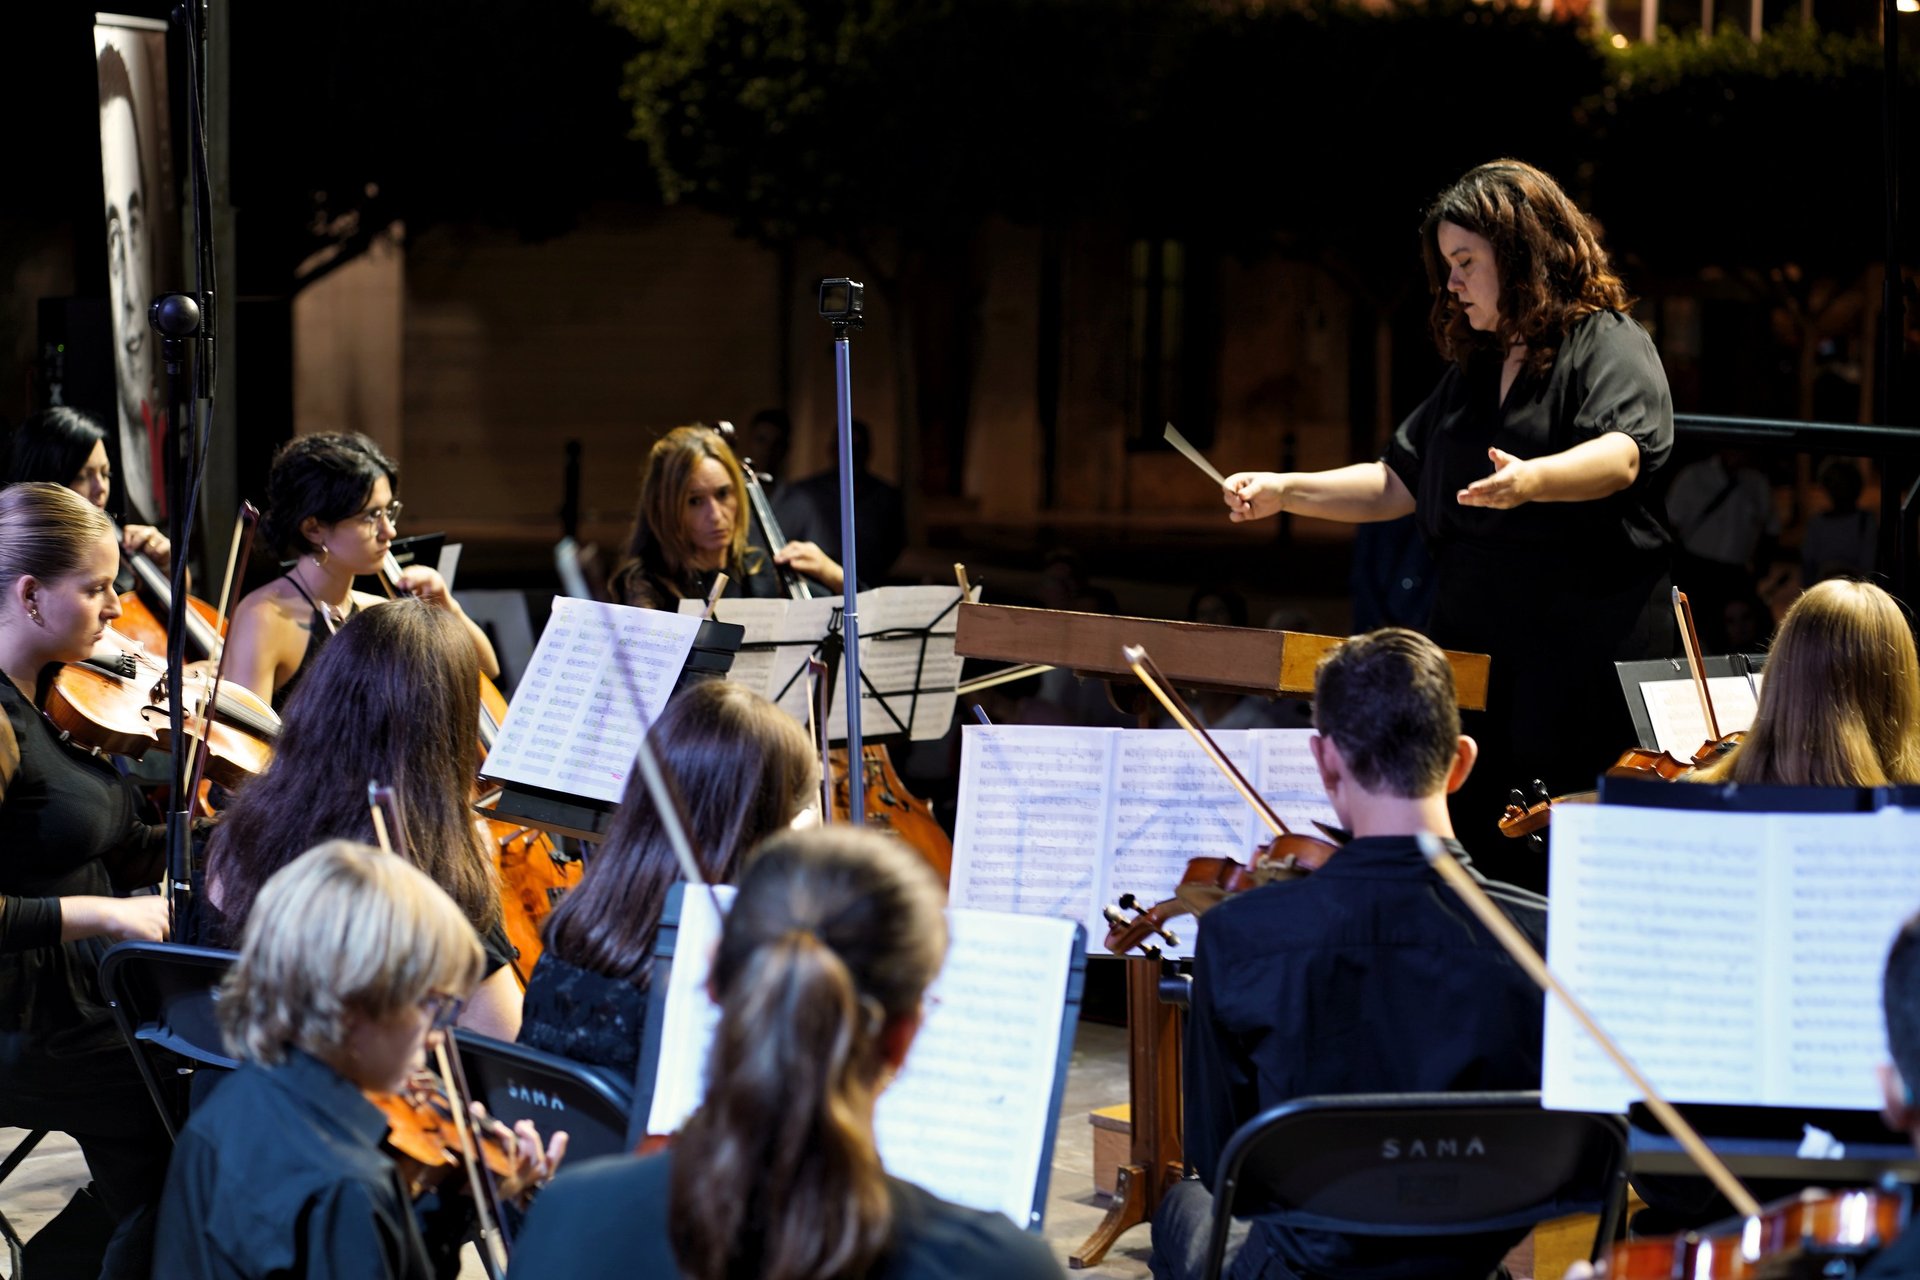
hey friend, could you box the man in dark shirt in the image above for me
[1150,627,1548,1280]
[1859,914,1920,1278]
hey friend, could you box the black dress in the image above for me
[1383,310,1675,886]
[517,950,648,1076]
[505,1150,1064,1280]
[0,674,172,1278]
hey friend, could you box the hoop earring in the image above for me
[312,545,330,568]
[26,603,41,626]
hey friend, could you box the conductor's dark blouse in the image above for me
[1383,309,1676,879]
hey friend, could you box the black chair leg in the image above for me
[0,1128,51,1279]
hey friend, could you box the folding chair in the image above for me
[454,1033,635,1163]
[97,942,238,1140]
[1201,1091,1630,1280]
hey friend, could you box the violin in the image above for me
[1606,1185,1906,1279]
[1499,588,1747,840]
[376,553,582,986]
[1101,646,1343,956]
[44,630,273,789]
[369,1075,517,1200]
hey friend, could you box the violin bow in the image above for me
[368,781,515,1277]
[183,503,260,810]
[1415,834,1761,1219]
[1672,586,1722,744]
[1121,644,1289,840]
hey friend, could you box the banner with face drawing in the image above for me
[94,15,180,522]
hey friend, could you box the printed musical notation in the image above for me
[1543,804,1920,1113]
[483,598,701,805]
[646,888,1079,1228]
[950,725,1338,959]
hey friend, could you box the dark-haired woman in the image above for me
[1222,160,1675,886]
[8,405,171,586]
[506,826,1062,1280]
[609,424,843,611]
[222,432,497,708]
[200,600,523,1038]
[0,483,173,1277]
[516,680,817,1075]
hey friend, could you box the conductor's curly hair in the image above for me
[1420,159,1634,375]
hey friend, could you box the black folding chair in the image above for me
[454,1033,635,1163]
[1201,1091,1630,1280]
[97,942,238,1140]
[0,1127,48,1277]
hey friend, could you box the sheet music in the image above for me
[1544,804,1920,1113]
[1107,732,1262,954]
[1640,674,1763,760]
[678,595,838,724]
[643,885,733,1134]
[950,727,1113,926]
[827,585,966,742]
[684,586,963,741]
[645,890,1079,1227]
[484,598,701,804]
[878,911,1079,1228]
[950,726,1339,961]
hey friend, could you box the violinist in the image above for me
[1222,160,1675,886]
[506,826,1062,1280]
[1688,579,1920,787]
[223,431,498,708]
[199,600,524,1038]
[1151,628,1547,1280]
[7,406,171,590]
[608,424,843,611]
[517,679,818,1075]
[153,840,565,1280]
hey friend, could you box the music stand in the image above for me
[1614,653,1768,753]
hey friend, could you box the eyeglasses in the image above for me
[418,991,465,1031]
[355,500,403,532]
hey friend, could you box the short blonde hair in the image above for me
[218,840,485,1065]
[0,481,115,587]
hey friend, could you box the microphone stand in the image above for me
[148,0,220,927]
[823,282,866,824]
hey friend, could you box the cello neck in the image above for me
[126,547,221,660]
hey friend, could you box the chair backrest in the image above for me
[455,1032,635,1163]
[1213,1091,1628,1244]
[98,941,239,1138]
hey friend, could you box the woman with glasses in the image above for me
[199,600,524,1038]
[155,840,565,1280]
[223,431,497,709]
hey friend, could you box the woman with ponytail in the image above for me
[505,826,1062,1280]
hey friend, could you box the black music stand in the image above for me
[1614,653,1769,752]
[750,590,964,744]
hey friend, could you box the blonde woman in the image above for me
[1690,579,1920,786]
[154,841,565,1279]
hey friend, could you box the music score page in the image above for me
[482,598,701,805]
[1543,803,1920,1113]
[646,887,1079,1228]
[949,725,1338,960]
